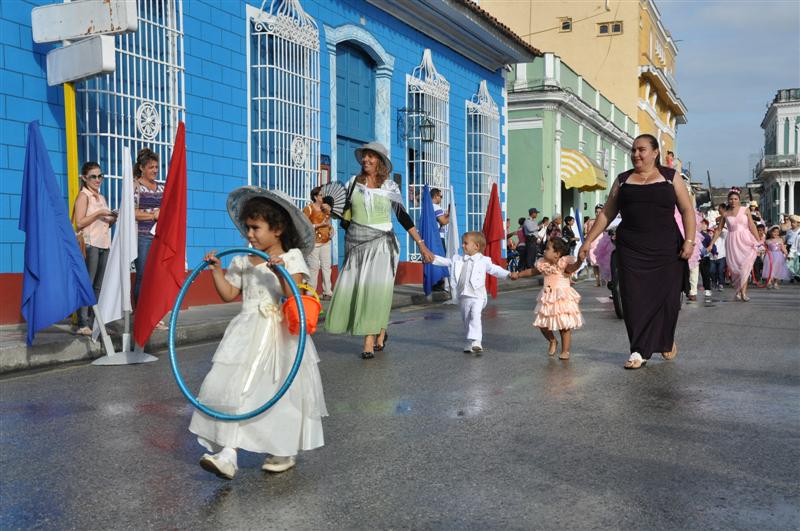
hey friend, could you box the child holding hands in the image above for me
[428,231,512,354]
[189,187,327,480]
[511,238,584,360]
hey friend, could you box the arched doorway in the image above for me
[335,42,375,260]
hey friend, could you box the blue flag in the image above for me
[19,121,96,345]
[418,184,448,295]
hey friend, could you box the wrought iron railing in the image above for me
[754,154,800,177]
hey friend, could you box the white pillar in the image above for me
[554,113,562,216]
[779,179,786,218]
[788,179,796,215]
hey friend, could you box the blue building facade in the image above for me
[0,0,537,279]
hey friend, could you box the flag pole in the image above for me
[92,145,157,365]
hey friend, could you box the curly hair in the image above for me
[239,197,301,252]
[546,237,570,258]
[134,148,159,178]
[355,150,390,186]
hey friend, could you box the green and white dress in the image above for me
[325,177,414,335]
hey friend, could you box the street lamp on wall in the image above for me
[397,106,435,144]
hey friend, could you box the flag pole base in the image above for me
[91,351,158,365]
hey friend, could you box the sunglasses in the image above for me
[85,174,105,180]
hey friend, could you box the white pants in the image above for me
[460,295,486,342]
[307,241,332,296]
[689,265,699,296]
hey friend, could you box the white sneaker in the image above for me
[200,453,237,480]
[463,342,473,353]
[471,341,483,353]
[262,455,296,473]
[704,290,712,298]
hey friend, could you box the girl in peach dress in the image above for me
[513,238,584,360]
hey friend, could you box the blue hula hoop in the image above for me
[168,247,306,421]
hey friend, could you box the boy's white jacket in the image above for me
[432,253,509,299]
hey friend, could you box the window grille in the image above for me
[77,0,185,210]
[465,81,499,233]
[406,49,449,260]
[248,0,321,206]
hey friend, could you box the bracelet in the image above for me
[685,239,694,244]
[415,239,423,245]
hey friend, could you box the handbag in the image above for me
[281,283,322,335]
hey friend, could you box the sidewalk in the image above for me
[0,277,543,374]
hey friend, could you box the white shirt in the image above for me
[432,252,510,299]
[714,228,727,259]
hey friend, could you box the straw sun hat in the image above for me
[226,186,315,257]
[354,141,393,173]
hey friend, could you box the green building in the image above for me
[506,53,638,224]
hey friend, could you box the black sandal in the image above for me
[374,330,389,352]
[361,351,375,359]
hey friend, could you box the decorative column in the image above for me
[554,112,562,215]
[779,178,786,218]
[788,179,795,216]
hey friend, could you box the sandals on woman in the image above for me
[361,351,375,360]
[661,342,678,360]
[624,352,646,370]
[558,351,570,360]
[374,329,388,352]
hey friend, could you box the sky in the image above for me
[656,0,800,187]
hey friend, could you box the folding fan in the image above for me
[319,181,348,218]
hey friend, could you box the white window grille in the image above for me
[77,0,185,210]
[248,0,321,206]
[465,80,499,233]
[406,49,449,260]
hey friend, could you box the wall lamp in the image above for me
[397,106,435,143]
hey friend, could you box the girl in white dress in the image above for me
[189,187,327,480]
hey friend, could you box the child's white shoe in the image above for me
[200,452,237,480]
[262,455,296,473]
[471,341,483,353]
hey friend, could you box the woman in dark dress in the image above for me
[579,134,695,369]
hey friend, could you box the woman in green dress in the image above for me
[325,142,434,359]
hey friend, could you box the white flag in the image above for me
[92,147,138,340]
[444,185,461,305]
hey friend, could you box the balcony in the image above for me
[773,88,800,104]
[754,154,800,178]
[638,64,687,121]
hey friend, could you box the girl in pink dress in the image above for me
[709,188,759,301]
[512,238,584,360]
[762,225,790,288]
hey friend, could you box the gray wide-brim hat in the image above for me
[354,141,392,174]
[227,186,315,257]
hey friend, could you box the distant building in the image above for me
[481,0,687,154]
[752,89,800,223]
[506,53,637,220]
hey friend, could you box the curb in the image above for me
[0,277,545,375]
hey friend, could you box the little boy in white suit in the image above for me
[429,231,512,353]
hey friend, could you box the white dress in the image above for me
[189,249,327,456]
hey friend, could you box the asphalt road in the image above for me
[2,283,798,530]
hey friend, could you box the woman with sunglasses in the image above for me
[72,162,117,335]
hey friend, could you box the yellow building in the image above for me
[481,0,687,154]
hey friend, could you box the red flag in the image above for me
[482,183,504,299]
[134,123,187,346]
